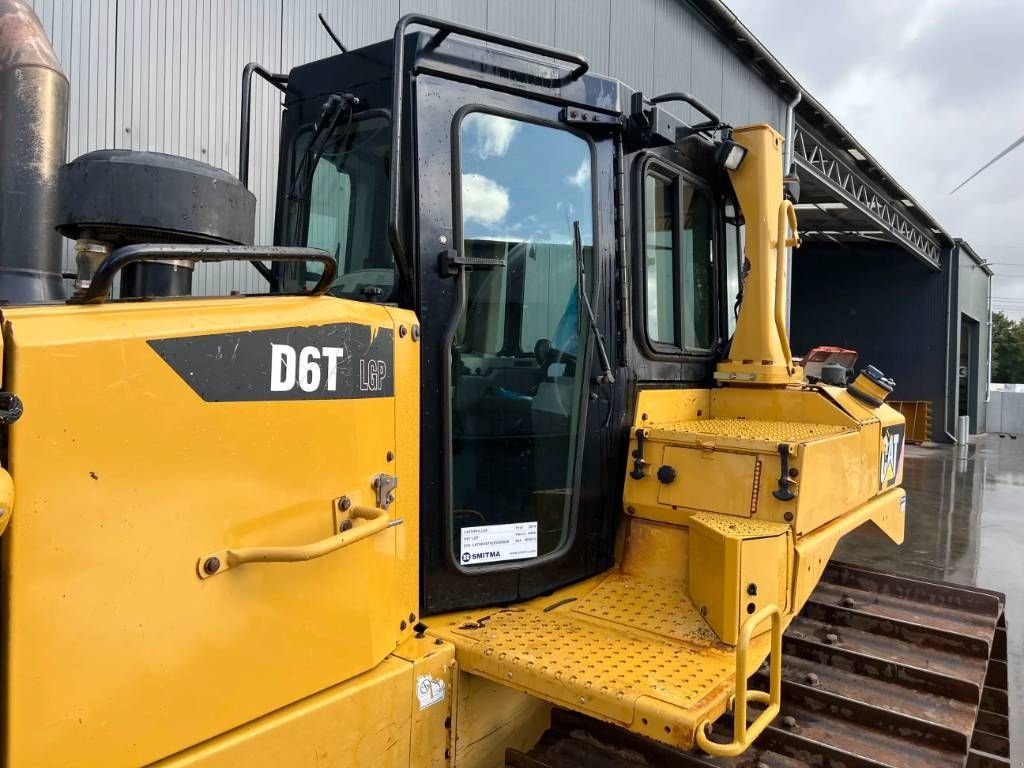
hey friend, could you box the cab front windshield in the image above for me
[288,114,394,300]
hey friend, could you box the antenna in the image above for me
[318,13,348,53]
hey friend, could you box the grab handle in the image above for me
[775,201,800,373]
[197,505,400,580]
[695,604,783,758]
[69,244,335,305]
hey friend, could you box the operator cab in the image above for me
[274,22,744,615]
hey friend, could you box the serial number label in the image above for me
[460,522,538,565]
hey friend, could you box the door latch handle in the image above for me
[196,504,401,580]
[630,428,649,480]
[772,443,797,501]
[439,248,506,277]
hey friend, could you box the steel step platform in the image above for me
[507,561,1010,768]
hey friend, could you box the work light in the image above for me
[716,138,747,171]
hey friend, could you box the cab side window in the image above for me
[641,163,715,354]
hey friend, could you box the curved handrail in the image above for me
[196,504,399,579]
[67,244,335,305]
[695,603,783,758]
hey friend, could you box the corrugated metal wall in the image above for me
[29,0,786,295]
[791,244,953,442]
[957,247,991,431]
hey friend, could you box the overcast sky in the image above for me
[727,0,1024,320]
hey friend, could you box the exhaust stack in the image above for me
[0,0,68,302]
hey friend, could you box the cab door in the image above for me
[413,74,619,614]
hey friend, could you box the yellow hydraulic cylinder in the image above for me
[715,125,803,386]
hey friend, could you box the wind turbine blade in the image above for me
[951,133,1024,194]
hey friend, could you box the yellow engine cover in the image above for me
[688,512,792,645]
[0,296,420,767]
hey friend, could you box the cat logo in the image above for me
[880,425,906,489]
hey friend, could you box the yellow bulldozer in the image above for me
[0,4,1008,767]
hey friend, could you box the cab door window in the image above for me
[641,163,715,353]
[452,112,594,568]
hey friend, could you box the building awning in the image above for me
[791,120,942,269]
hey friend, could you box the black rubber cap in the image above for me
[57,150,256,246]
[656,465,677,484]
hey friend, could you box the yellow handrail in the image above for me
[774,200,801,374]
[695,603,783,758]
[196,504,396,579]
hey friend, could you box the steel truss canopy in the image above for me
[692,0,954,271]
[791,121,942,268]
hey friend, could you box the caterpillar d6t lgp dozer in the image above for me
[0,4,1009,767]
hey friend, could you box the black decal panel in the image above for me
[880,424,905,489]
[148,323,395,401]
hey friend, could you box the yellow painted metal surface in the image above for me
[695,604,782,758]
[1,296,420,767]
[156,657,413,768]
[573,572,717,646]
[155,638,454,768]
[633,388,711,424]
[624,387,890,536]
[197,501,394,579]
[619,516,689,585]
[712,384,857,425]
[429,570,763,751]
[607,367,905,749]
[851,370,892,403]
[452,672,550,768]
[688,512,791,645]
[650,418,846,442]
[658,446,758,517]
[792,487,906,608]
[0,466,12,537]
[393,636,458,768]
[0,331,9,539]
[714,125,803,386]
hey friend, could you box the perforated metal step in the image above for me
[507,562,1010,768]
[645,418,849,445]
[429,573,762,750]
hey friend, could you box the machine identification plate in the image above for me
[460,522,538,564]
[148,323,394,401]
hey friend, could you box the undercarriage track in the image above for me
[506,562,1010,768]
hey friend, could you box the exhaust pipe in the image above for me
[0,0,68,302]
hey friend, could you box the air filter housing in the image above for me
[57,150,257,298]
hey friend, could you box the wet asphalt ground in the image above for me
[835,434,1022,765]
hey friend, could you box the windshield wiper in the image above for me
[287,92,358,205]
[286,92,358,248]
[573,220,614,385]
